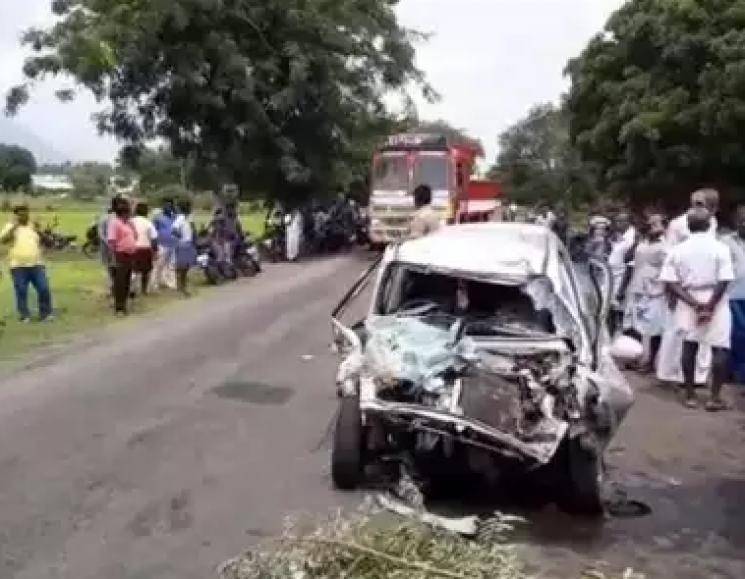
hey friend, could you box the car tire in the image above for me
[564,436,603,514]
[331,396,363,490]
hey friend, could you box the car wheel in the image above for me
[331,396,363,490]
[564,436,603,514]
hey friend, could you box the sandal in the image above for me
[705,399,728,412]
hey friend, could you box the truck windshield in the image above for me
[373,155,409,191]
[414,155,449,190]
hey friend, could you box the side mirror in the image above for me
[331,318,362,356]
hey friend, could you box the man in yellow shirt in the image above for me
[0,205,53,322]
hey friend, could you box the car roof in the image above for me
[388,222,560,279]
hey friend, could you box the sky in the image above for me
[0,0,625,165]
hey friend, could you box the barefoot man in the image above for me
[659,207,734,410]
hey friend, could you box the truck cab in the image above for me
[368,133,499,244]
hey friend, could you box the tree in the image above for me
[0,144,36,191]
[488,103,594,206]
[118,146,183,195]
[567,0,745,209]
[7,0,432,207]
[70,162,113,200]
[412,119,484,152]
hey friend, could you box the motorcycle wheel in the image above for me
[204,264,223,285]
[82,242,98,258]
[237,258,258,277]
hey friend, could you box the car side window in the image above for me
[376,263,403,314]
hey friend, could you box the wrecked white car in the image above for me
[331,223,634,512]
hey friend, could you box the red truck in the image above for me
[368,133,503,244]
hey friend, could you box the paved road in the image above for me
[0,255,365,579]
[1,253,744,579]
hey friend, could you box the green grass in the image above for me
[0,198,266,363]
[0,252,214,363]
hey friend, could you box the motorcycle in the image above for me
[195,239,234,285]
[233,235,262,277]
[36,217,77,251]
[82,223,101,257]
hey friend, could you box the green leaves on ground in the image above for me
[7,0,431,205]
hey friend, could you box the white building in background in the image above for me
[31,174,74,194]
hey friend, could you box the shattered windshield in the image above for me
[376,264,581,343]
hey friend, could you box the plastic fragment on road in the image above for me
[376,493,480,537]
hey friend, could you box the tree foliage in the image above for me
[7,0,432,206]
[0,144,37,191]
[70,161,113,200]
[118,146,183,195]
[567,0,745,208]
[412,119,484,152]
[488,103,594,206]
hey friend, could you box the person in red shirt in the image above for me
[107,198,138,315]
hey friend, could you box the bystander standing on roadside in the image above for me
[98,196,120,295]
[585,215,611,260]
[607,211,636,335]
[659,207,734,410]
[131,202,158,295]
[173,199,196,297]
[0,205,53,322]
[618,213,668,371]
[152,198,177,290]
[657,189,720,385]
[551,207,570,246]
[723,204,745,383]
[107,198,138,315]
[409,184,441,239]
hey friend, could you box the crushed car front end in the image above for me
[331,224,633,510]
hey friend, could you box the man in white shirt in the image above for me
[657,188,719,384]
[666,188,718,245]
[659,208,734,410]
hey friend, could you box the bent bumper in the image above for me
[359,398,567,465]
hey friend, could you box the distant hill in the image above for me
[0,118,68,165]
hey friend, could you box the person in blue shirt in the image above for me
[152,198,177,290]
[724,205,745,383]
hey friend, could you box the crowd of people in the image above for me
[561,189,745,410]
[99,196,197,315]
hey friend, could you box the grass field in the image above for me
[0,198,266,363]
